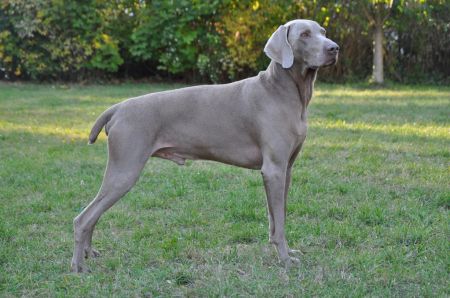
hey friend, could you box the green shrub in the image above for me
[0,0,448,83]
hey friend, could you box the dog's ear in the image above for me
[264,25,294,69]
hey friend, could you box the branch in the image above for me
[360,2,375,26]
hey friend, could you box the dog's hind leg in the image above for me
[71,127,149,273]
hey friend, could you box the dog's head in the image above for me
[264,19,339,70]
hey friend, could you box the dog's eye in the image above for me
[321,29,326,36]
[300,31,311,38]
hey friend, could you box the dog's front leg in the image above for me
[261,162,300,268]
[284,165,303,257]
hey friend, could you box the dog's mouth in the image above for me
[324,56,338,67]
[309,57,338,70]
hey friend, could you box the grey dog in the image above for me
[71,19,339,273]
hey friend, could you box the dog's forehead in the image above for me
[284,19,321,32]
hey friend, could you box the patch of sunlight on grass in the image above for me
[312,119,449,139]
[315,88,449,99]
[0,120,104,141]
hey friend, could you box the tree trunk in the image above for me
[373,22,384,84]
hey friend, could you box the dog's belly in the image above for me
[152,144,263,170]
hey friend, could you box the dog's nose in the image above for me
[327,44,339,54]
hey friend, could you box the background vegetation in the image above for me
[1,82,449,296]
[0,0,448,83]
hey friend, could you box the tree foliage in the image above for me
[130,0,225,81]
[0,0,448,83]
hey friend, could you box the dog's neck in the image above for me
[265,61,318,120]
[287,62,318,120]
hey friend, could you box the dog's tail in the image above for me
[88,104,119,144]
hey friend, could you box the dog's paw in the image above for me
[71,262,90,273]
[288,248,304,256]
[84,247,101,259]
[282,256,300,270]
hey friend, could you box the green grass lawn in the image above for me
[1,82,449,296]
